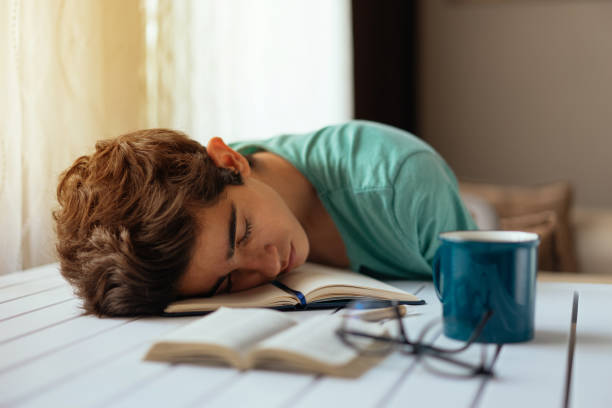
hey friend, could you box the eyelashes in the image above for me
[225,273,233,294]
[206,275,227,297]
[237,218,253,246]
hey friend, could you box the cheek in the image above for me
[250,181,307,247]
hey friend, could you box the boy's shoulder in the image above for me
[229,120,446,193]
[231,120,430,151]
[241,120,435,160]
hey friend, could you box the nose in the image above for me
[229,243,282,292]
[259,244,282,278]
[241,243,282,280]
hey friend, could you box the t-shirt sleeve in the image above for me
[392,152,477,269]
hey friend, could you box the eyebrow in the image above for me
[226,202,237,260]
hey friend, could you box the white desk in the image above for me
[0,264,610,408]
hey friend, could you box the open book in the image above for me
[165,263,424,315]
[145,307,389,377]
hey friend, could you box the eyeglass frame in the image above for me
[335,300,499,377]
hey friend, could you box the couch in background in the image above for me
[459,180,612,277]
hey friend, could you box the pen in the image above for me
[348,304,408,322]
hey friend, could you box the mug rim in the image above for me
[439,230,540,243]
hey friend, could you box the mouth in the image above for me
[281,243,296,274]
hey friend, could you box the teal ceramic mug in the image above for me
[433,231,540,343]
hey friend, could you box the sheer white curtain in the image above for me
[0,0,148,275]
[148,0,353,144]
[0,0,352,275]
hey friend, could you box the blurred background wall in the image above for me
[0,0,352,274]
[418,0,612,208]
[350,0,612,274]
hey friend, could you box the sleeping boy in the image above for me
[54,121,476,316]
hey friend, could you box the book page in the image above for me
[251,314,387,370]
[164,263,421,314]
[279,263,420,303]
[150,307,297,357]
[164,283,295,314]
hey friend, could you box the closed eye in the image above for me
[225,272,233,294]
[207,272,233,297]
[237,218,252,247]
[205,275,228,297]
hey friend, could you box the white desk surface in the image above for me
[1,264,610,408]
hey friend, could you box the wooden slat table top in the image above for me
[0,264,610,408]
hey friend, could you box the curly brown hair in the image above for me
[53,129,242,316]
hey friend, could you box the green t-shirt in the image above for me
[230,120,476,279]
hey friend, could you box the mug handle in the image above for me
[432,250,444,301]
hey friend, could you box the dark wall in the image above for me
[352,0,419,134]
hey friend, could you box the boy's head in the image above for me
[54,129,243,316]
[54,129,310,316]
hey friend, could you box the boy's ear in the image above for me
[206,137,251,176]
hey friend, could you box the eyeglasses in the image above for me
[335,299,500,378]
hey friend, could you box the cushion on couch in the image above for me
[459,180,578,272]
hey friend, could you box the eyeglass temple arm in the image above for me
[424,309,494,354]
